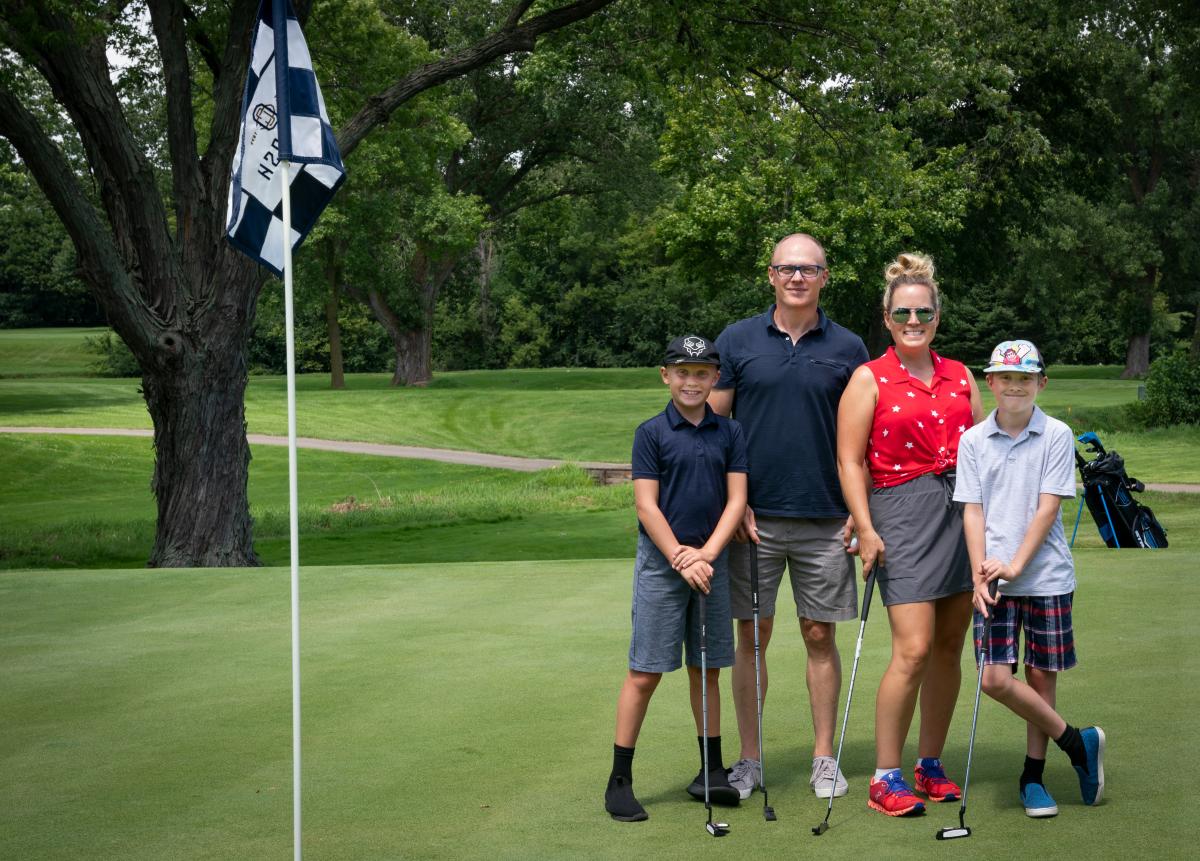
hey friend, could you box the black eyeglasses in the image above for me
[770,263,826,279]
[890,306,936,323]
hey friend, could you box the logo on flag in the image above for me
[226,0,346,275]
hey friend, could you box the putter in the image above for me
[749,542,777,821]
[935,580,999,841]
[699,591,730,838]
[812,565,878,836]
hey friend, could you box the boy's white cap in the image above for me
[983,339,1045,374]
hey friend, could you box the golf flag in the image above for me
[226,0,345,274]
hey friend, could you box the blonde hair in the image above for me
[882,252,940,314]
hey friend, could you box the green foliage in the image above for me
[82,331,140,378]
[1138,348,1200,427]
[250,284,393,374]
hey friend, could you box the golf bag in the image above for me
[1072,432,1168,549]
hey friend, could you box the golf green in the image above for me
[1,550,1194,859]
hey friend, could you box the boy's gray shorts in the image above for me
[628,533,734,673]
[728,516,857,623]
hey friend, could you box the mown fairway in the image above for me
[1,551,1195,860]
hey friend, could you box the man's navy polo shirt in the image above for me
[631,400,749,547]
[714,305,868,518]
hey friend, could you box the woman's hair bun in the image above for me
[884,252,935,285]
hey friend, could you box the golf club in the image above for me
[699,591,730,837]
[749,542,777,821]
[812,565,878,836]
[935,580,999,841]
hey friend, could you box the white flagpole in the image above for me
[279,159,303,861]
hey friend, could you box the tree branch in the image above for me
[181,2,222,79]
[147,0,204,254]
[337,0,618,158]
[0,82,158,348]
[504,0,538,30]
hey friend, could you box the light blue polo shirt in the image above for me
[954,406,1077,596]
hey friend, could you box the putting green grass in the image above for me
[1,550,1194,859]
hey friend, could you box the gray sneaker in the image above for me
[811,755,848,798]
[727,758,760,800]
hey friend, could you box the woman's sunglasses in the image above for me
[890,306,936,324]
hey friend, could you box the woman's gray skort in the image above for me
[868,472,972,606]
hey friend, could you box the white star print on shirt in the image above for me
[950,392,958,398]
[879,376,889,383]
[893,464,902,471]
[907,391,916,398]
[931,410,939,417]
[905,442,914,449]
[958,425,966,433]
[892,405,901,413]
[917,420,925,428]
[882,429,890,436]
[960,378,967,386]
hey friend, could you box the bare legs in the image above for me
[733,615,840,760]
[981,663,1066,750]
[875,591,973,769]
[615,666,726,748]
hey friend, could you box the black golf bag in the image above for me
[1072,432,1168,549]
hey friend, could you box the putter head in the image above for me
[763,805,777,822]
[811,821,829,836]
[935,826,971,840]
[706,821,730,837]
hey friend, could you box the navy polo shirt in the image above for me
[631,400,749,547]
[714,305,868,518]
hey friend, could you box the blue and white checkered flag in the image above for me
[226,0,346,275]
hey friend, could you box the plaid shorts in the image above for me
[974,593,1077,672]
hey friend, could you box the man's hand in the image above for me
[734,506,759,544]
[680,560,714,593]
[842,515,859,555]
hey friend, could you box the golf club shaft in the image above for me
[959,580,999,817]
[700,590,711,818]
[822,567,878,819]
[751,541,765,792]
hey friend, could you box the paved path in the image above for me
[3,426,1197,493]
[0,426,631,481]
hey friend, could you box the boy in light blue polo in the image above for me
[954,340,1106,818]
[604,335,749,822]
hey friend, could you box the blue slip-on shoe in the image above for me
[1020,782,1059,818]
[1074,726,1106,805]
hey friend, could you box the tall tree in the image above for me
[0,0,618,565]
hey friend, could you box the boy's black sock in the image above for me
[1055,724,1088,771]
[697,735,724,772]
[611,744,635,781]
[1019,756,1046,790]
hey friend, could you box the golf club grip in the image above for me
[860,567,877,623]
[749,539,759,595]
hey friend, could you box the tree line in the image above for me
[2,0,1197,566]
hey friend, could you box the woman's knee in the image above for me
[890,637,933,674]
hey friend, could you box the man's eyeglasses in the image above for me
[890,306,936,324]
[770,264,826,279]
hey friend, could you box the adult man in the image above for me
[709,233,869,800]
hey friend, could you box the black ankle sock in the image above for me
[611,744,635,781]
[1055,725,1087,771]
[697,735,724,772]
[1019,756,1046,790]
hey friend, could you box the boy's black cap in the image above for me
[664,335,720,366]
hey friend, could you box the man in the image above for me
[709,233,869,800]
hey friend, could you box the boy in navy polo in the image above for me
[604,335,749,822]
[954,339,1106,818]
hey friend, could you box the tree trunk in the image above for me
[1121,270,1155,378]
[144,337,258,566]
[391,327,433,387]
[1191,296,1200,359]
[325,249,345,389]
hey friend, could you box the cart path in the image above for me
[0,425,631,480]
[3,425,1198,492]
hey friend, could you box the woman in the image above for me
[837,252,984,817]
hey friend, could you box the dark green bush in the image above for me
[83,331,141,377]
[1138,348,1200,427]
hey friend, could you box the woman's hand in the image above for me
[858,528,886,578]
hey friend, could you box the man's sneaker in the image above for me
[687,767,741,806]
[914,759,961,802]
[727,758,760,800]
[1074,726,1106,805]
[604,775,648,822]
[1020,782,1059,818]
[868,769,926,817]
[810,755,848,798]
